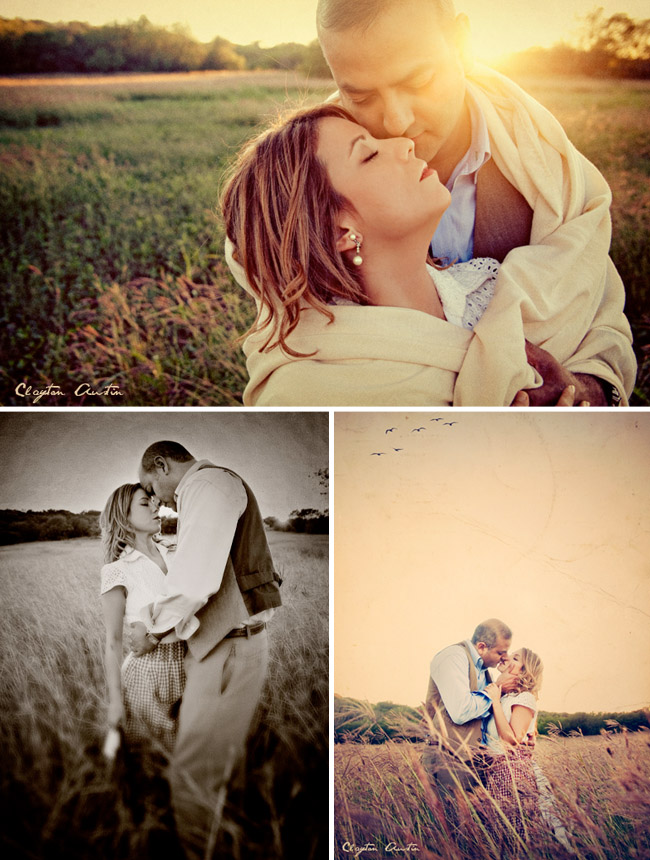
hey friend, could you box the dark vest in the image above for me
[424,641,484,758]
[184,464,282,661]
[474,156,534,262]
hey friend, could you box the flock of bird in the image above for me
[370,416,459,456]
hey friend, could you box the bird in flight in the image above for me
[392,448,403,452]
[371,452,386,456]
[443,422,458,426]
[411,427,425,433]
[385,427,397,434]
[430,417,443,422]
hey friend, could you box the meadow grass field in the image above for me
[335,730,650,859]
[0,530,328,859]
[0,70,649,405]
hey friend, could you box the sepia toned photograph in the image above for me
[1,0,649,406]
[334,410,650,859]
[0,410,329,859]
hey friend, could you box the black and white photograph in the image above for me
[0,410,329,860]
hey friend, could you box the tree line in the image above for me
[334,695,650,744]
[0,506,328,545]
[0,508,101,544]
[2,10,649,79]
[498,9,650,79]
[0,16,331,77]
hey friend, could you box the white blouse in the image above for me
[432,258,499,330]
[100,543,179,643]
[484,690,537,753]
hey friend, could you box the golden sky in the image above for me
[3,1,649,60]
[334,412,650,714]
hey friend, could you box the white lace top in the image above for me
[431,258,499,329]
[100,542,179,643]
[484,690,538,753]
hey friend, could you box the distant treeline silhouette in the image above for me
[1,10,649,78]
[334,694,650,743]
[0,15,331,77]
[264,508,329,535]
[0,506,328,545]
[497,9,650,79]
[0,508,101,544]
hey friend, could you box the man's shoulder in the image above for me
[182,463,247,503]
[432,641,470,666]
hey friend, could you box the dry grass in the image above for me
[334,730,650,859]
[0,532,328,859]
[1,71,648,404]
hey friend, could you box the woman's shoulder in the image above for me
[508,690,537,710]
[100,558,131,595]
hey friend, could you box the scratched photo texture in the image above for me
[0,410,329,860]
[333,409,650,860]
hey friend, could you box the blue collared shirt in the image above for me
[429,639,493,735]
[430,84,491,265]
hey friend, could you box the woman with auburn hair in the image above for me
[484,649,572,853]
[221,104,585,407]
[99,483,185,756]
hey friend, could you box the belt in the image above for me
[224,621,266,639]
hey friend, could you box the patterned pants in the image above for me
[122,641,186,753]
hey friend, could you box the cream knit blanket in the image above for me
[226,66,636,406]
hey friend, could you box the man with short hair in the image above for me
[422,618,516,790]
[317,0,636,406]
[134,440,282,860]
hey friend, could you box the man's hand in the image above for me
[129,621,158,657]
[511,342,606,407]
[495,671,519,694]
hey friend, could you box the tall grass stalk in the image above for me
[0,533,328,859]
[335,729,650,860]
[1,72,649,404]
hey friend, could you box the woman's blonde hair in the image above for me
[513,647,544,696]
[100,483,141,564]
[220,103,370,356]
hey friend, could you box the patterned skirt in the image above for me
[122,641,186,752]
[485,747,539,841]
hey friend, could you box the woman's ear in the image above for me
[336,227,363,253]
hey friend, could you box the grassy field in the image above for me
[0,531,328,859]
[0,70,649,405]
[335,730,650,859]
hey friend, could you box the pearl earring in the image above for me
[350,233,363,267]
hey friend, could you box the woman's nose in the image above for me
[386,136,414,161]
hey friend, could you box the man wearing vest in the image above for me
[422,619,516,791]
[317,0,636,406]
[134,441,282,860]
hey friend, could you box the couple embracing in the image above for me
[220,0,636,407]
[423,619,572,855]
[99,441,282,860]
